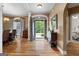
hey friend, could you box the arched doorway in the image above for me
[31,15,48,40]
[64,3,79,55]
[11,17,24,38]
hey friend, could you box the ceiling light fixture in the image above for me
[36,3,43,8]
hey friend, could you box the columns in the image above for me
[28,12,31,40]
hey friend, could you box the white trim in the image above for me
[57,46,67,55]
[0,5,3,53]
[28,12,31,40]
[32,15,48,20]
[57,46,64,55]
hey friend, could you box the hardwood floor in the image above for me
[3,38,61,56]
[67,42,79,56]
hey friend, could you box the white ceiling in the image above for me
[2,3,55,16]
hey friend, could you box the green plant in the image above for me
[35,21,44,33]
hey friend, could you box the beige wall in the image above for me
[3,17,10,30]
[49,3,67,52]
[22,16,28,30]
[63,5,70,51]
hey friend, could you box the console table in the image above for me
[51,32,57,47]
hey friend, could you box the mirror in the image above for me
[51,15,58,32]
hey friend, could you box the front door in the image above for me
[34,20,46,39]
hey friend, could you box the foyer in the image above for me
[0,3,79,56]
[2,3,61,56]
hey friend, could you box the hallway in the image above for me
[3,38,61,56]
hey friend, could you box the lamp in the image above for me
[4,17,9,21]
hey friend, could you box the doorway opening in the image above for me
[34,20,45,39]
[13,21,22,37]
[13,20,23,38]
[32,15,48,40]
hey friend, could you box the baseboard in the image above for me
[57,46,64,55]
[0,53,6,56]
[57,46,67,56]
